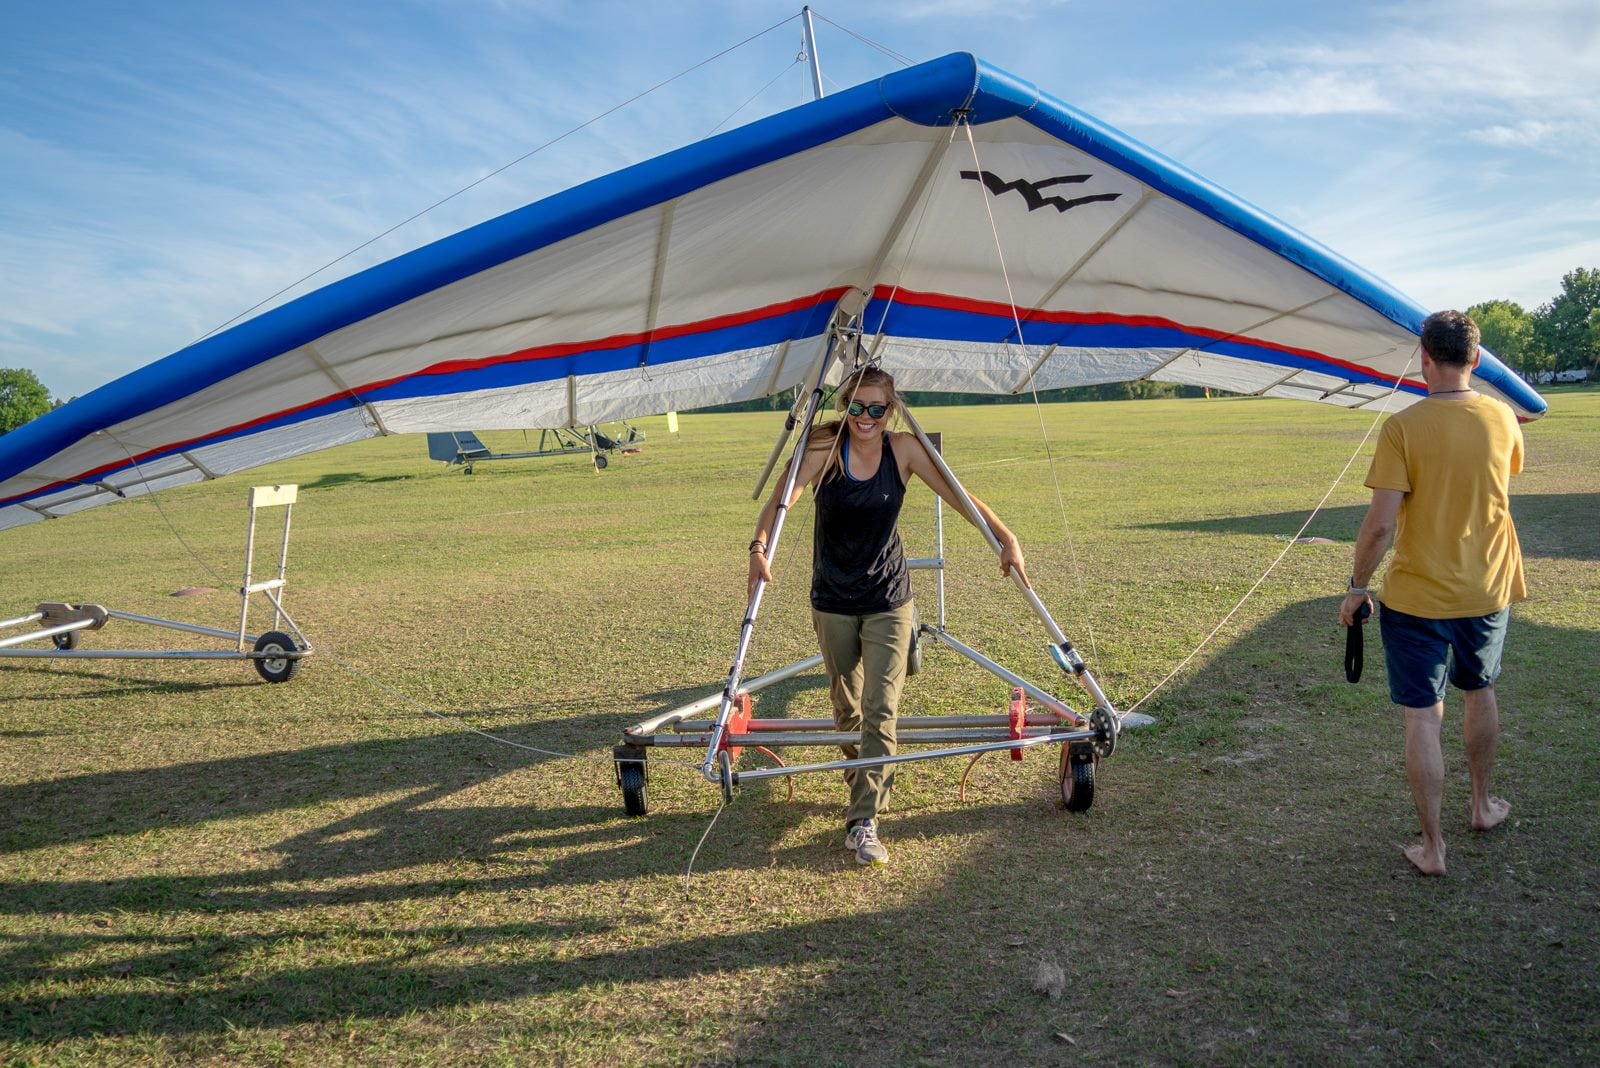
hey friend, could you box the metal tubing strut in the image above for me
[752,333,834,502]
[0,612,45,631]
[899,406,1118,717]
[730,730,1084,784]
[926,630,1085,726]
[643,727,1094,748]
[800,6,824,101]
[626,654,823,737]
[105,609,262,642]
[700,320,849,777]
[672,712,1065,732]
[0,619,92,650]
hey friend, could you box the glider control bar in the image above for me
[699,295,863,779]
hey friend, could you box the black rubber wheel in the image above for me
[718,749,735,805]
[52,629,80,651]
[594,453,608,470]
[252,630,303,684]
[619,760,648,816]
[1061,752,1095,812]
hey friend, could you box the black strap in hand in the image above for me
[1344,601,1372,683]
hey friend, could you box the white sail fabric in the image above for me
[0,53,1544,530]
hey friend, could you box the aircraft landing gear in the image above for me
[614,746,648,816]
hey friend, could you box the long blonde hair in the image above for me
[806,365,902,482]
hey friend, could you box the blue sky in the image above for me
[3,0,1597,399]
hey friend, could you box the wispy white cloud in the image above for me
[1095,0,1600,137]
[1468,120,1567,148]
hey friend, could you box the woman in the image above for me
[747,366,1030,865]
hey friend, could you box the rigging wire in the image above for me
[956,121,1103,673]
[706,58,805,136]
[186,13,803,349]
[317,645,705,769]
[809,11,916,67]
[1122,361,1414,716]
[103,429,228,587]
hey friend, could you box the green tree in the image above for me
[1532,267,1600,373]
[0,368,53,434]
[1468,299,1542,380]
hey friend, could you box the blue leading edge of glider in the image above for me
[0,51,1546,513]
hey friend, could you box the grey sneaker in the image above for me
[844,820,888,865]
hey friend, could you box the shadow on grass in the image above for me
[2,606,1595,1062]
[0,663,249,702]
[1133,492,1599,561]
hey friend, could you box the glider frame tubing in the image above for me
[427,422,645,473]
[0,484,312,684]
[613,332,1123,817]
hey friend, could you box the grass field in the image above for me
[2,391,1596,1065]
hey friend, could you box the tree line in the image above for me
[1469,266,1599,383]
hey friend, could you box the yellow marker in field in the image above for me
[667,411,679,434]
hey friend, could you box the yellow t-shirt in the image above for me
[1365,393,1526,618]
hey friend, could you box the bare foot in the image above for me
[1473,796,1511,831]
[1401,840,1446,876]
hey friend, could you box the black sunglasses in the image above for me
[846,401,889,418]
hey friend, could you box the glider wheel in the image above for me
[1090,705,1117,759]
[594,454,608,470]
[1060,747,1096,813]
[52,629,80,651]
[614,747,649,817]
[252,631,303,684]
[718,749,735,806]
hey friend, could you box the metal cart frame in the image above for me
[0,484,312,683]
[614,301,1145,816]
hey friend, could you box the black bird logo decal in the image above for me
[960,170,1122,213]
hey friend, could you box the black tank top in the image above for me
[811,433,912,614]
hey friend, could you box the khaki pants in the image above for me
[812,601,916,827]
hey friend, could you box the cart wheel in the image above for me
[1090,705,1118,759]
[52,629,80,651]
[252,631,303,683]
[1060,751,1095,812]
[619,760,648,817]
[594,453,608,470]
[718,749,735,805]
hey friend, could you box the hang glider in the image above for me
[426,422,645,472]
[0,51,1546,531]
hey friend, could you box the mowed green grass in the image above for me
[1,393,1596,1065]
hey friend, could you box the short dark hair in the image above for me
[1420,310,1480,366]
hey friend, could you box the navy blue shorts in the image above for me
[1378,603,1509,709]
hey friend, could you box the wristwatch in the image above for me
[1347,577,1368,595]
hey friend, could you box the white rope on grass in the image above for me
[683,800,729,890]
[317,644,708,770]
[1122,358,1416,715]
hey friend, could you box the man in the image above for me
[1340,310,1526,876]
